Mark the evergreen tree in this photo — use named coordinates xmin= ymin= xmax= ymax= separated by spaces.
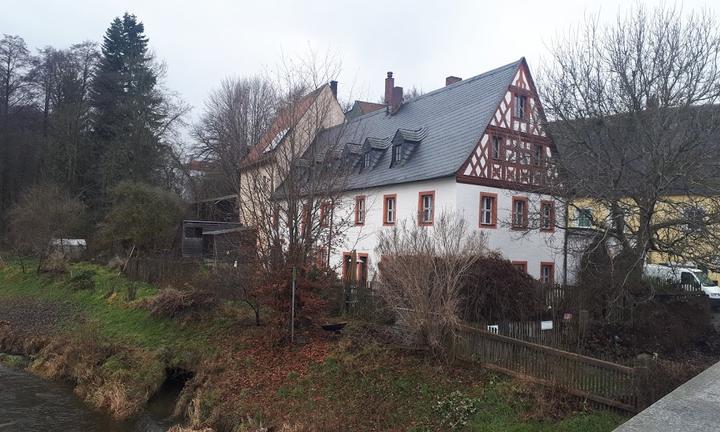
xmin=91 ymin=13 xmax=166 ymax=206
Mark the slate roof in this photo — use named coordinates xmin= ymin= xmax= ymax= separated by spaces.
xmin=305 ymin=58 xmax=523 ymax=192
xmin=346 ymin=100 xmax=386 ymax=120
xmin=550 ymin=106 xmax=720 ymax=197
xmin=243 ymin=85 xmax=326 ymax=166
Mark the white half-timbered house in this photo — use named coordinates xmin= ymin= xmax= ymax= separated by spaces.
xmin=292 ymin=59 xmax=566 ymax=285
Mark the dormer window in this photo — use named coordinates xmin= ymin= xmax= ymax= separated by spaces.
xmin=362 ymin=152 xmax=371 ymax=169
xmin=392 ymin=143 xmax=402 ymax=165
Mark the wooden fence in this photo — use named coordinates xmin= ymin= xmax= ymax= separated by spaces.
xmin=124 ymin=256 xmax=202 ymax=286
xmin=456 ymin=323 xmax=642 ymax=412
xmin=477 ymin=319 xmax=579 ymax=351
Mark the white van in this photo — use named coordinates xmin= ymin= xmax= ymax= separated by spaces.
xmin=644 ymin=263 xmax=720 ymax=306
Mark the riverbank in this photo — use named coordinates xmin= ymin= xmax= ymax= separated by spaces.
xmin=0 ymin=262 xmax=628 ymax=431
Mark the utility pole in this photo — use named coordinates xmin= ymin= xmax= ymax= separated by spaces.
xmin=291 ymin=266 xmax=296 ymax=344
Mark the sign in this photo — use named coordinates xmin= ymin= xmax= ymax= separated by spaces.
xmin=541 ymin=320 xmax=553 ymax=331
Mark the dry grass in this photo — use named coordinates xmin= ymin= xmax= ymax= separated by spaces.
xmin=39 ymin=251 xmax=69 ymax=274
xmin=143 ymin=288 xmax=218 ymax=319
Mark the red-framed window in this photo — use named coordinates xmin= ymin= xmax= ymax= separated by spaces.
xmin=512 ymin=260 xmax=528 ymax=273
xmin=514 ymin=93 xmax=527 ymax=120
xmin=319 ymin=201 xmax=331 ymax=228
xmin=354 ymin=195 xmax=366 ymax=226
xmin=479 ymin=192 xmax=497 ymax=228
xmin=512 ymin=196 xmax=529 ymax=229
xmin=540 ymin=200 xmax=555 ymax=232
xmin=540 ymin=262 xmax=555 ymax=284
xmin=418 ymin=191 xmax=435 ymax=226
xmin=383 ymin=194 xmax=397 ymax=225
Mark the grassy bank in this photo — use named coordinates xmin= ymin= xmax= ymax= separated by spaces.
xmin=0 ymin=261 xmax=628 ymax=431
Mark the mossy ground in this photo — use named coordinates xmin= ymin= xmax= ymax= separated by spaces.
xmin=0 ymin=262 xmax=629 ymax=431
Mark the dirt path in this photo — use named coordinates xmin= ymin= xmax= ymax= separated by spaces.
xmin=0 ymin=297 xmax=79 ymax=337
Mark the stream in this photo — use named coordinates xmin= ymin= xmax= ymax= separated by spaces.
xmin=0 ymin=363 xmax=177 ymax=432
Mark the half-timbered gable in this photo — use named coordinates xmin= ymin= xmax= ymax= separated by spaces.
xmin=459 ymin=60 xmax=555 ymax=190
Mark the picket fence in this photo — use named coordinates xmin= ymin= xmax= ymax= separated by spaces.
xmin=455 ymin=323 xmax=642 ymax=412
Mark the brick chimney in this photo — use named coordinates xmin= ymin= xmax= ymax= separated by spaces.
xmin=385 ymin=72 xmax=394 ymax=104
xmin=329 ymin=80 xmax=338 ymax=99
xmin=446 ymin=76 xmax=462 ymax=86
xmin=391 ymin=86 xmax=403 ymax=113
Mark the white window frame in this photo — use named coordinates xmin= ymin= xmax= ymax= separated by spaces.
xmin=541 ymin=202 xmax=553 ymax=230
xmin=392 ymin=143 xmax=402 ymax=165
xmin=363 ymin=152 xmax=371 ymax=169
xmin=385 ymin=197 xmax=396 ymax=223
xmin=421 ymin=194 xmax=433 ymax=223
xmin=481 ymin=196 xmax=494 ymax=225
xmin=355 ymin=196 xmax=365 ymax=225
xmin=513 ymin=199 xmax=527 ymax=227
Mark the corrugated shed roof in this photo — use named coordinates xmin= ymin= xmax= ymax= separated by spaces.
xmin=309 ymin=59 xmax=523 ymax=191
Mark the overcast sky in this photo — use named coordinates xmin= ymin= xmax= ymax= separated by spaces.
xmin=3 ymin=0 xmax=716 ymax=127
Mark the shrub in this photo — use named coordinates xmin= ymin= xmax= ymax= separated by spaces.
xmin=40 ymin=251 xmax=69 ymax=274
xmin=68 ymin=269 xmax=96 ymax=291
xmin=635 ymin=357 xmax=710 ymax=408
xmin=146 ymin=288 xmax=218 ymax=319
xmin=375 ymin=213 xmax=488 ymax=359
xmin=187 ymin=265 xmax=265 ymax=325
xmin=95 ymin=181 xmax=184 ymax=255
xmin=585 ymin=295 xmax=716 ymax=357
xmin=7 ymin=184 xmax=86 ymax=269
xmin=460 ymin=255 xmax=543 ymax=323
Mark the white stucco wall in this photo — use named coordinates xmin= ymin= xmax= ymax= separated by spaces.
xmin=454 ymin=183 xmax=565 ymax=281
xmin=330 ymin=177 xmax=566 ymax=283
xmin=330 ymin=177 xmax=458 ymax=272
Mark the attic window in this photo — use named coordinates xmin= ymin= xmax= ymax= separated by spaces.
xmin=362 ymin=152 xmax=371 ymax=169
xmin=264 ymin=128 xmax=290 ymax=154
xmin=492 ymin=136 xmax=503 ymax=160
xmin=392 ymin=143 xmax=402 ymax=165
xmin=514 ymin=95 xmax=527 ymax=120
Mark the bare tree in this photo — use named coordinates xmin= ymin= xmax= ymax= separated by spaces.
xmin=31 ymin=42 xmax=100 ymax=193
xmin=374 ymin=212 xmax=488 ymax=359
xmin=541 ymin=5 xmax=720 ymax=293
xmin=7 ymin=183 xmax=86 ymax=272
xmin=0 ymin=34 xmax=34 ymax=117
xmin=237 ymin=50 xmax=350 ymax=274
xmin=0 ymin=34 xmax=37 ymax=214
xmin=191 ymin=77 xmax=277 ymax=199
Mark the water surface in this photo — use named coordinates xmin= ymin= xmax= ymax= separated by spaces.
xmin=0 ymin=364 xmax=173 ymax=432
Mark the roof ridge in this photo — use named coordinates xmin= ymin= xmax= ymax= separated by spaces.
xmin=343 ymin=58 xmax=523 ymax=124
xmin=401 ymin=58 xmax=523 ymax=103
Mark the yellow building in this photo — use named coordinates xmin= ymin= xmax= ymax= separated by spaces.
xmin=567 ymin=194 xmax=720 ymax=281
